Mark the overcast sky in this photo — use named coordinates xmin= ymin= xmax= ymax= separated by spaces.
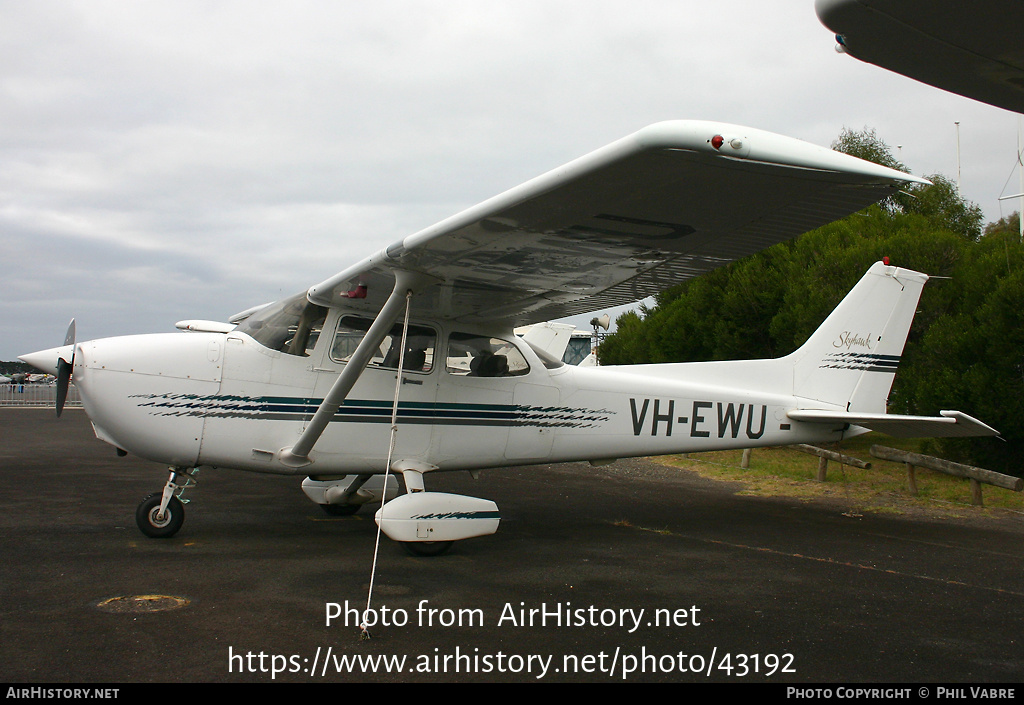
xmin=3 ymin=1 xmax=1021 ymax=361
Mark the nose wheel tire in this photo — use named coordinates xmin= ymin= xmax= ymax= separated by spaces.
xmin=402 ymin=541 xmax=454 ymax=557
xmin=136 ymin=493 xmax=185 ymax=538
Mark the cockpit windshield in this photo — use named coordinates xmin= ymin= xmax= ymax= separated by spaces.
xmin=234 ymin=291 xmax=327 ymax=357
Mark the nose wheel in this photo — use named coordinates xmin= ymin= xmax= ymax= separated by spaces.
xmin=135 ymin=467 xmax=197 ymax=538
xmin=136 ymin=493 xmax=185 ymax=538
xmin=402 ymin=540 xmax=454 ymax=557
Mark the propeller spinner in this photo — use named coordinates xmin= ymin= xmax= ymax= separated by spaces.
xmin=18 ymin=319 xmax=76 ymax=417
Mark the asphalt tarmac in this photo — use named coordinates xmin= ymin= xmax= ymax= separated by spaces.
xmin=2 ymin=408 xmax=1022 ymax=684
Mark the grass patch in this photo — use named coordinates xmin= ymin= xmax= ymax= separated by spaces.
xmin=658 ymin=433 xmax=1024 ymax=518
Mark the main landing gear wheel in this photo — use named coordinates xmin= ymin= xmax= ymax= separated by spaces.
xmin=136 ymin=493 xmax=185 ymax=538
xmin=402 ymin=541 xmax=454 ymax=557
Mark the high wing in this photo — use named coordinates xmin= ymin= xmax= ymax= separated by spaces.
xmin=816 ymin=0 xmax=1024 ymax=114
xmin=307 ymin=120 xmax=924 ymax=325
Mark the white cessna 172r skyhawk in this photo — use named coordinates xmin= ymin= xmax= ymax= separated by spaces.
xmin=21 ymin=120 xmax=997 ymax=556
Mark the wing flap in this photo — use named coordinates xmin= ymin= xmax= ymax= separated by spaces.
xmin=788 ymin=409 xmax=999 ymax=438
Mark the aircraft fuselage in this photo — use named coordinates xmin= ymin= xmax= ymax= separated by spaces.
xmin=72 ymin=308 xmax=849 ymax=477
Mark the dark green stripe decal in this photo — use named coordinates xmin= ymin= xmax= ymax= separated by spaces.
xmin=411 ymin=511 xmax=501 ymax=520
xmin=819 ymin=352 xmax=900 ymax=373
xmin=130 ymin=394 xmax=613 ymax=429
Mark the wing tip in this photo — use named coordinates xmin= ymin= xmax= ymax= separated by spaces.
xmin=633 ymin=120 xmax=923 ymax=186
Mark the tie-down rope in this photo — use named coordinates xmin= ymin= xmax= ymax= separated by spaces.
xmin=361 ymin=289 xmax=413 ymax=639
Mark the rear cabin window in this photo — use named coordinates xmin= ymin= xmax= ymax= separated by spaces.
xmin=446 ymin=333 xmax=530 ymax=377
xmin=330 ymin=316 xmax=436 ymax=373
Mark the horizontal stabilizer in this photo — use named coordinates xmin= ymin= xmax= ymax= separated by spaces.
xmin=787 ymin=409 xmax=999 ymax=438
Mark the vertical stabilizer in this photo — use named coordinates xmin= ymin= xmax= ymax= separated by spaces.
xmin=788 ymin=262 xmax=928 ymax=412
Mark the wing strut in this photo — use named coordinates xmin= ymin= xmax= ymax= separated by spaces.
xmin=364 ymin=286 xmax=414 ymax=638
xmin=278 ymin=270 xmax=423 ymax=468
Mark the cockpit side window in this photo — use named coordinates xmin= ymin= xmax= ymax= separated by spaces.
xmin=330 ymin=316 xmax=436 ymax=373
xmin=446 ymin=333 xmax=530 ymax=377
xmin=234 ymin=292 xmax=327 ymax=357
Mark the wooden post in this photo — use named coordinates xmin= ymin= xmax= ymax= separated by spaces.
xmin=817 ymin=455 xmax=828 ymax=482
xmin=871 ymin=445 xmax=1023 ymax=491
xmin=741 ymin=448 xmax=751 ymax=469
xmin=871 ymin=445 xmax=1022 ymax=506
xmin=906 ymin=463 xmax=917 ymax=496
xmin=970 ymin=479 xmax=983 ymax=507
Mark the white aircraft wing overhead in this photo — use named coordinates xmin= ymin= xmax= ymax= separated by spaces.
xmin=309 ymin=120 xmax=924 ymax=325
xmin=816 ymin=0 xmax=1024 ymax=114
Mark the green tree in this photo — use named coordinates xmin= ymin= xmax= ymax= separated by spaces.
xmin=983 ymin=212 xmax=1021 ymax=240
xmin=900 ymin=227 xmax=1024 ymax=471
xmin=904 ymin=175 xmax=984 ymax=240
xmin=831 ymin=127 xmax=984 ymax=239
xmin=831 ymin=126 xmax=907 ymax=172
xmin=832 ymin=126 xmax=909 ymax=213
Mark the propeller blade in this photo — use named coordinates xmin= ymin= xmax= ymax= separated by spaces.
xmin=56 ymin=359 xmax=71 ymax=417
xmin=56 ymin=319 xmax=75 ymax=417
